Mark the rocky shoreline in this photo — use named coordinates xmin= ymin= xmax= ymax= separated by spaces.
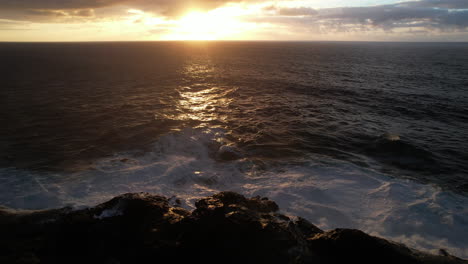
xmin=0 ymin=192 xmax=466 ymax=264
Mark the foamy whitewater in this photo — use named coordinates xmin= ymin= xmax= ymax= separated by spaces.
xmin=0 ymin=42 xmax=467 ymax=258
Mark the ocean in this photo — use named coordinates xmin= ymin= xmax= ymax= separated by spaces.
xmin=0 ymin=41 xmax=467 ymax=258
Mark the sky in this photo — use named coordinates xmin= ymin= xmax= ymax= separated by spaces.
xmin=0 ymin=0 xmax=467 ymax=41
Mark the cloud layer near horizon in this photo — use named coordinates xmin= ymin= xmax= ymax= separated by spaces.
xmin=0 ymin=0 xmax=262 ymax=20
xmin=0 ymin=0 xmax=467 ymax=40
xmin=263 ymin=0 xmax=468 ymax=33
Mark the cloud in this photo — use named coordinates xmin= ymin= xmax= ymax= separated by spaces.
xmin=0 ymin=19 xmax=31 ymax=30
xmin=262 ymin=0 xmax=468 ymax=33
xmin=126 ymin=0 xmax=243 ymax=17
xmin=0 ymin=0 xmax=120 ymax=22
xmin=1 ymin=0 xmax=467 ymax=40
xmin=398 ymin=0 xmax=468 ymax=9
xmin=0 ymin=0 xmax=263 ymax=22
xmin=25 ymin=8 xmax=94 ymax=17
xmin=0 ymin=9 xmax=97 ymax=23
xmin=277 ymin=7 xmax=318 ymax=16
xmin=0 ymin=0 xmax=125 ymax=10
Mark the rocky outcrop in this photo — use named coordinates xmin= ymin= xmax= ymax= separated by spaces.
xmin=0 ymin=192 xmax=465 ymax=264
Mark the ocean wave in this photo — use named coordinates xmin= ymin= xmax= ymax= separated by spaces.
xmin=0 ymin=128 xmax=467 ymax=258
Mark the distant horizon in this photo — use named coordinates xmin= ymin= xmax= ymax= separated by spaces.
xmin=1 ymin=40 xmax=468 ymax=44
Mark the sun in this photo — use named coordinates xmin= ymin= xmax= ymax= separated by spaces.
xmin=178 ymin=12 xmax=218 ymax=40
xmin=164 ymin=7 xmax=246 ymax=40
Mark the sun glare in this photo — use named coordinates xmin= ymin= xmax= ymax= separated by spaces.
xmin=164 ymin=7 xmax=246 ymax=40
xmin=179 ymin=12 xmax=219 ymax=40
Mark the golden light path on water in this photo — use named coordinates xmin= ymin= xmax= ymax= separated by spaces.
xmin=168 ymin=56 xmax=236 ymax=124
xmin=177 ymin=87 xmax=233 ymax=122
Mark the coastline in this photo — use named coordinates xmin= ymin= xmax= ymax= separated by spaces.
xmin=1 ymin=191 xmax=465 ymax=264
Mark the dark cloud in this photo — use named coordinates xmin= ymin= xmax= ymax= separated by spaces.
xmin=24 ymin=8 xmax=94 ymax=17
xmin=277 ymin=7 xmax=318 ymax=16
xmin=324 ymin=2 xmax=468 ymax=30
xmin=129 ymin=0 xmax=244 ymax=17
xmin=0 ymin=9 xmax=96 ymax=23
xmin=25 ymin=9 xmax=69 ymax=17
xmin=321 ymin=6 xmax=447 ymax=25
xmin=438 ymin=10 xmax=468 ymax=28
xmin=0 ymin=0 xmax=118 ymax=22
xmin=265 ymin=0 xmax=468 ymax=33
xmin=398 ymin=0 xmax=468 ymax=9
xmin=0 ymin=0 xmax=124 ymax=10
xmin=0 ymin=0 xmax=261 ymax=22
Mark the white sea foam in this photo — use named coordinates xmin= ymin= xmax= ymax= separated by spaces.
xmin=0 ymin=128 xmax=467 ymax=258
xmin=242 ymin=165 xmax=468 ymax=258
xmin=94 ymin=201 xmax=124 ymax=219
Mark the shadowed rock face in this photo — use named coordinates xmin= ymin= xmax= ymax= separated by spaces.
xmin=0 ymin=192 xmax=465 ymax=264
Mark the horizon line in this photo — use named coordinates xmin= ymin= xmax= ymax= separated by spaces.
xmin=1 ymin=40 xmax=468 ymax=44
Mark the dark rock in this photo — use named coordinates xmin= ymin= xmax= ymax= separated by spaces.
xmin=193 ymin=191 xmax=279 ymax=216
xmin=306 ymin=229 xmax=466 ymax=264
xmin=0 ymin=192 xmax=465 ymax=264
xmin=185 ymin=192 xmax=306 ymax=263
xmin=217 ymin=145 xmax=243 ymax=161
xmin=294 ymin=216 xmax=324 ymax=237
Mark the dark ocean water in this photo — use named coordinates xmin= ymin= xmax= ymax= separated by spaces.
xmin=0 ymin=42 xmax=468 ymax=257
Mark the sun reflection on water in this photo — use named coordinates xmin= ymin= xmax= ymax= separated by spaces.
xmin=176 ymin=86 xmax=234 ymax=123
xmin=160 ymin=57 xmax=237 ymax=125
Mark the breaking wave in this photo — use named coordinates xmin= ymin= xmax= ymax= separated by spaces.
xmin=0 ymin=127 xmax=467 ymax=258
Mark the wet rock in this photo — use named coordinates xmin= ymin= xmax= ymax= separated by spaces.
xmin=0 ymin=192 xmax=465 ymax=264
xmin=294 ymin=216 xmax=324 ymax=237
xmin=217 ymin=145 xmax=243 ymax=161
xmin=185 ymin=192 xmax=307 ymax=263
xmin=306 ymin=229 xmax=466 ymax=264
xmin=193 ymin=191 xmax=279 ymax=216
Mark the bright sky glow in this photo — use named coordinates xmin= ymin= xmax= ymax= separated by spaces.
xmin=162 ymin=7 xmax=249 ymax=40
xmin=0 ymin=0 xmax=467 ymax=42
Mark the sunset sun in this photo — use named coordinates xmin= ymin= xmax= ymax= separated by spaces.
xmin=165 ymin=7 xmax=245 ymax=40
